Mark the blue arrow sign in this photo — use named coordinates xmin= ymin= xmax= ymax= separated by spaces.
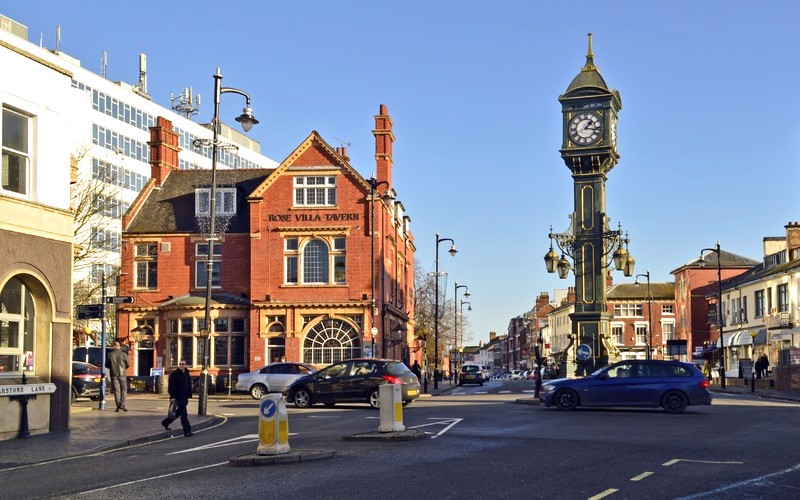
xmin=260 ymin=399 xmax=277 ymax=419
xmin=576 ymin=344 xmax=592 ymax=361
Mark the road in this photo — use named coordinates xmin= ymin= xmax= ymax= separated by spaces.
xmin=3 ymin=380 xmax=800 ymax=499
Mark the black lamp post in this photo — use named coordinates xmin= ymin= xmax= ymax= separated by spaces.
xmin=454 ymin=282 xmax=470 ymax=382
xmin=196 ymin=68 xmax=258 ymax=417
xmin=434 ymin=232 xmax=457 ymax=389
xmin=699 ymin=242 xmax=725 ymax=389
xmin=368 ymin=177 xmax=393 ymax=358
xmin=634 ymin=270 xmax=653 ymax=360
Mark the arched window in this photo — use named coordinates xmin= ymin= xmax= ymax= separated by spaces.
xmin=302 ymin=319 xmax=361 ymax=365
xmin=303 ymin=240 xmax=329 ymax=283
xmin=0 ymin=277 xmax=35 ymax=373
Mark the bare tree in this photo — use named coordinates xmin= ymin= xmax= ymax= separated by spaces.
xmin=71 ymin=145 xmax=123 ymax=338
xmin=413 ymin=264 xmax=456 ymax=371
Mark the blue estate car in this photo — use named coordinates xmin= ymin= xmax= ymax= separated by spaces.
xmin=539 ymin=360 xmax=712 ymax=413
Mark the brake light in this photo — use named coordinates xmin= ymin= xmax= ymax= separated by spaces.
xmin=699 ymin=379 xmax=709 ymax=389
xmin=382 ymin=375 xmax=402 ymax=384
xmin=74 ymin=374 xmax=99 ymax=382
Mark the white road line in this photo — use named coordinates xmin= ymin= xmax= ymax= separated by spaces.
xmin=663 ymin=458 xmax=743 ymax=466
xmin=78 ymin=461 xmax=229 ymax=494
xmin=408 ymin=418 xmax=463 ymax=439
xmin=630 ymin=471 xmax=653 ymax=481
xmin=675 ymin=462 xmax=800 ymax=499
xmin=499 ymin=391 xmax=511 ymax=394
xmin=588 ymin=488 xmax=618 ymax=499
xmin=168 ymin=433 xmax=298 ymax=455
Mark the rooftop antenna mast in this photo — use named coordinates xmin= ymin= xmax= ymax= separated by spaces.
xmin=171 ymin=87 xmax=201 ymax=118
xmin=100 ymin=51 xmax=107 ymax=79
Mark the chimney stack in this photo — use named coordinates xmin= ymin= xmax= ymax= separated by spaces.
xmin=372 ymin=104 xmax=394 ymax=189
xmin=147 ymin=116 xmax=180 ymax=186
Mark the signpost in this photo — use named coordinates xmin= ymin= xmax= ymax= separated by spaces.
xmin=76 ymin=304 xmax=104 ymax=320
xmin=106 ymin=296 xmax=134 ymax=304
xmin=576 ymin=344 xmax=592 ymax=362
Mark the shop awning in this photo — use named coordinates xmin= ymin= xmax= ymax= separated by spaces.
xmin=718 ymin=328 xmax=767 ymax=347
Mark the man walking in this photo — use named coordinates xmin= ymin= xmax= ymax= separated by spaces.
xmin=106 ymin=341 xmax=129 ymax=412
xmin=161 ymin=359 xmax=193 ymax=437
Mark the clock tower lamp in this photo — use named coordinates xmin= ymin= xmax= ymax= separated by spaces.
xmin=545 ymin=34 xmax=634 ymax=375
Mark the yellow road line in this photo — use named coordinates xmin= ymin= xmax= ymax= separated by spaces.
xmin=630 ymin=471 xmax=653 ymax=481
xmin=588 ymin=488 xmax=618 ymax=500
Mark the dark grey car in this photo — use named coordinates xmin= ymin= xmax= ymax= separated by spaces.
xmin=287 ymin=358 xmax=421 ymax=409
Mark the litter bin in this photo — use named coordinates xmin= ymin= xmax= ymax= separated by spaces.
xmin=155 ymin=374 xmax=167 ymax=395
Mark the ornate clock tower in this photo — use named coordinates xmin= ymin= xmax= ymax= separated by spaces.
xmin=549 ymin=33 xmax=632 ymax=374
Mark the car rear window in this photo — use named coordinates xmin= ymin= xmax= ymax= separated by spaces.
xmin=462 ymin=365 xmax=480 ymax=373
xmin=384 ymin=361 xmax=412 ymax=375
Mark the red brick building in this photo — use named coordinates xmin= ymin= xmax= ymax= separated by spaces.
xmin=116 ymin=105 xmax=416 ymax=381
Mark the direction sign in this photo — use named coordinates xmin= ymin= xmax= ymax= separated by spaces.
xmin=106 ymin=296 xmax=134 ymax=304
xmin=76 ymin=303 xmax=104 ymax=319
xmin=576 ymin=344 xmax=592 ymax=361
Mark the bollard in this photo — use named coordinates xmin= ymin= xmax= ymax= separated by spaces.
xmin=257 ymin=394 xmax=290 ymax=455
xmin=378 ymin=383 xmax=405 ymax=432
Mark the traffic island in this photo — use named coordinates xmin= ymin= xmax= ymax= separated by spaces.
xmin=342 ymin=428 xmax=427 ymax=442
xmin=229 ymin=449 xmax=335 ymax=467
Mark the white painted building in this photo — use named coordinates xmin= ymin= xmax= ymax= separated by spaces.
xmin=1 ymin=13 xmax=277 ymax=341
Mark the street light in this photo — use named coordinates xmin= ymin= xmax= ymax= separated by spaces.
xmin=457 ymin=300 xmax=472 ymax=380
xmin=368 ymin=177 xmax=393 ymax=358
xmin=197 ymin=68 xmax=258 ymax=417
xmin=434 ymin=232 xmax=457 ymax=389
xmin=454 ymin=282 xmax=470 ymax=381
xmin=699 ymin=242 xmax=725 ymax=389
xmin=634 ymin=270 xmax=653 ymax=360
xmin=750 ymin=330 xmax=757 ymax=393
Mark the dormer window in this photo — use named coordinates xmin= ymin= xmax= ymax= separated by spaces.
xmin=195 ymin=187 xmax=236 ymax=216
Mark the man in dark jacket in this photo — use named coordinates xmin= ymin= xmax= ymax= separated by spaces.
xmin=106 ymin=342 xmax=129 ymax=412
xmin=161 ymin=360 xmax=193 ymax=436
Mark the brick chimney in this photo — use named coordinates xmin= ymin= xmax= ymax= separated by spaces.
xmin=565 ymin=287 xmax=576 ymax=305
xmin=148 ymin=116 xmax=180 ymax=187
xmin=535 ymin=292 xmax=550 ymax=310
xmin=787 ymin=222 xmax=800 ymax=260
xmin=372 ymin=104 xmax=394 ymax=189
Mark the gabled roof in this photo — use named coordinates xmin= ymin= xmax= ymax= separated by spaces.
xmin=670 ymin=249 xmax=759 ymax=275
xmin=125 ymin=168 xmax=272 ymax=234
xmin=251 ymin=131 xmax=371 ymax=198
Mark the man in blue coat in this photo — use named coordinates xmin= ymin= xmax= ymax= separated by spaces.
xmin=161 ymin=360 xmax=193 ymax=436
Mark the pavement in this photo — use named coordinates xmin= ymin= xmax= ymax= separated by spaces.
xmin=0 ymin=382 xmax=457 ymax=469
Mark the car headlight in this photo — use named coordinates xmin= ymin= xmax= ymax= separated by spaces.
xmin=541 ymin=385 xmax=555 ymax=393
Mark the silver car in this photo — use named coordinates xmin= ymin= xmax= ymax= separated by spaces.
xmin=235 ymin=362 xmax=317 ymax=399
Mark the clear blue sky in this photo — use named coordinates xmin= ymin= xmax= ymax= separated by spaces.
xmin=6 ymin=1 xmax=799 ymax=344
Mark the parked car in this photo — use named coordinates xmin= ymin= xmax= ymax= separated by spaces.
xmin=510 ymin=370 xmax=524 ymax=380
xmin=71 ymin=361 xmax=105 ymax=404
xmin=540 ymin=365 xmax=558 ymax=379
xmin=459 ymin=364 xmax=485 ymax=386
xmin=235 ymin=362 xmax=317 ymax=399
xmin=540 ymin=360 xmax=712 ymax=413
xmin=287 ymin=358 xmax=421 ymax=409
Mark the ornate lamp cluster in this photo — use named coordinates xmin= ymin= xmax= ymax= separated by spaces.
xmin=543 ymin=217 xmax=634 ymax=279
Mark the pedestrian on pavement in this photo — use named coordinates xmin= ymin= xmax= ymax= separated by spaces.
xmin=410 ymin=361 xmax=421 ymax=382
xmin=162 ymin=359 xmax=193 ymax=437
xmin=759 ymin=354 xmax=770 ymax=378
xmin=702 ymin=362 xmax=711 ymax=381
xmin=106 ymin=341 xmax=129 ymax=412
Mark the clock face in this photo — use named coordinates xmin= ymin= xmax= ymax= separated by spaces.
xmin=569 ymin=112 xmax=603 ymax=145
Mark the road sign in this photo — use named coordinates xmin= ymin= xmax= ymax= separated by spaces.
xmin=106 ymin=296 xmax=134 ymax=304
xmin=76 ymin=304 xmax=104 ymax=319
xmin=576 ymin=344 xmax=592 ymax=361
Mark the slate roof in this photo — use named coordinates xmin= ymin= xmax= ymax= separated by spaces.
xmin=670 ymin=249 xmax=760 ymax=274
xmin=607 ymin=282 xmax=675 ymax=301
xmin=125 ymin=168 xmax=273 ymax=234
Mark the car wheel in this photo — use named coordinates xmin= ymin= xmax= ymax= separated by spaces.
xmin=661 ymin=390 xmax=688 ymax=414
xmin=554 ymin=388 xmax=579 ymax=410
xmin=479 ymin=382 xmax=484 ymax=386
xmin=250 ymin=384 xmax=268 ymax=400
xmin=458 ymin=382 xmax=463 ymax=387
xmin=368 ymin=389 xmax=380 ymax=409
xmin=293 ymin=388 xmax=313 ymax=408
